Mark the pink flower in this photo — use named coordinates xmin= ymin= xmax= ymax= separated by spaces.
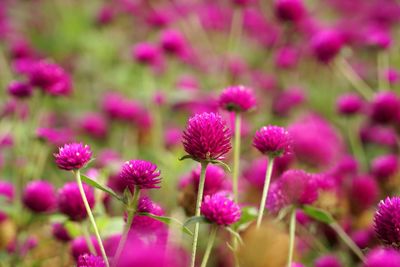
xmin=182 ymin=112 xmax=231 ymax=162
xmin=201 ymin=194 xmax=241 ymax=226
xmin=219 ymin=85 xmax=256 ymax=112
xmin=54 ymin=143 xmax=92 ymax=171
xmin=58 ymin=182 xmax=95 ymax=221
xmin=253 ymin=125 xmax=291 ymax=158
xmin=119 ymin=160 xmax=161 ymax=189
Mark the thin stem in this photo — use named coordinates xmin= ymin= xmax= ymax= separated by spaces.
xmin=200 ymin=226 xmax=218 ymax=267
xmin=333 ymin=57 xmax=374 ymax=100
xmin=287 ymin=207 xmax=296 ymax=267
xmin=232 ymin=113 xmax=241 ymax=203
xmin=112 ymin=187 xmax=141 ymax=267
xmin=345 ymin=118 xmax=367 ymax=171
xmin=330 ymin=222 xmax=365 ymax=262
xmin=82 ymin=222 xmax=97 ymax=255
xmin=190 ymin=162 xmax=209 ymax=267
xmin=256 ymin=157 xmax=275 ymax=228
xmin=377 ymin=51 xmax=389 ymax=90
xmin=75 ymin=170 xmax=110 ymax=267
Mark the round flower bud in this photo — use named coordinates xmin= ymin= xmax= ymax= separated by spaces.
xmin=22 ymin=180 xmax=57 ymax=213
xmin=374 ymin=196 xmax=400 ymax=248
xmin=336 ymin=93 xmax=363 ymax=116
xmin=182 ymin=112 xmax=231 ymax=162
xmin=371 ymin=154 xmax=398 ymax=181
xmin=119 ymin=160 xmax=161 ymax=189
xmin=311 ymin=29 xmax=343 ymax=63
xmin=363 ymin=248 xmax=400 ymax=267
xmin=219 ymin=85 xmax=256 ymax=112
xmin=274 ymin=0 xmax=305 ymax=22
xmin=7 ymin=81 xmax=32 ymax=99
xmin=370 ymin=91 xmax=399 ymax=124
xmin=201 ymin=194 xmax=241 ymax=226
xmin=58 ymin=182 xmax=95 ymax=221
xmin=54 ymin=143 xmax=92 ymax=171
xmin=253 ymin=125 xmax=291 ymax=158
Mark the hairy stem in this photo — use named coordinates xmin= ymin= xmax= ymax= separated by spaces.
xmin=232 ymin=113 xmax=242 ymax=203
xmin=287 ymin=207 xmax=296 ymax=267
xmin=256 ymin=157 xmax=274 ymax=228
xmin=200 ymin=225 xmax=218 ymax=267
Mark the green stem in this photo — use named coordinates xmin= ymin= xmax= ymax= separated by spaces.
xmin=377 ymin=51 xmax=389 ymax=90
xmin=75 ymin=170 xmax=110 ymax=267
xmin=82 ymin=222 xmax=97 ymax=255
xmin=333 ymin=57 xmax=374 ymax=100
xmin=190 ymin=162 xmax=209 ymax=267
xmin=256 ymin=157 xmax=274 ymax=228
xmin=232 ymin=113 xmax=241 ymax=203
xmin=346 ymin=118 xmax=366 ymax=171
xmin=200 ymin=226 xmax=218 ymax=267
xmin=330 ymin=222 xmax=365 ymax=262
xmin=112 ymin=187 xmax=141 ymax=267
xmin=287 ymin=207 xmax=296 ymax=267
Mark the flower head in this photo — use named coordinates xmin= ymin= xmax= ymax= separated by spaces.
xmin=219 ymin=85 xmax=256 ymax=112
xmin=54 ymin=143 xmax=92 ymax=171
xmin=274 ymin=0 xmax=305 ymax=22
xmin=279 ymin=169 xmax=318 ymax=206
xmin=0 ymin=181 xmax=14 ymax=222
xmin=29 ymin=60 xmax=72 ymax=96
xmin=200 ymin=194 xmax=241 ymax=226
xmin=132 ymin=42 xmax=160 ymax=65
xmin=71 ymin=236 xmax=100 ymax=261
xmin=336 ymin=93 xmax=364 ymax=116
xmin=7 ymin=81 xmax=32 ymax=99
xmin=315 ymin=255 xmax=342 ymax=267
xmin=311 ymin=29 xmax=343 ymax=63
xmin=160 ymin=29 xmax=186 ymax=55
xmin=350 ymin=175 xmax=379 ymax=211
xmin=77 ymin=254 xmax=105 ymax=267
xmin=182 ymin=112 xmax=231 ymax=162
xmin=371 ymin=154 xmax=398 ymax=181
xmin=130 ymin=196 xmax=165 ymax=232
xmin=363 ymin=248 xmax=400 ymax=267
xmin=22 ymin=180 xmax=57 ymax=213
xmin=370 ymin=91 xmax=399 ymax=124
xmin=253 ymin=125 xmax=291 ymax=158
xmin=374 ymin=196 xmax=400 ymax=248
xmin=52 ymin=222 xmax=71 ymax=242
xmin=58 ymin=182 xmax=95 ymax=221
xmin=120 ymin=160 xmax=161 ymax=189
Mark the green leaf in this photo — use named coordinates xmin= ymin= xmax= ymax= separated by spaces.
xmin=210 ymin=160 xmax=231 ymax=172
xmin=302 ymin=205 xmax=334 ymax=224
xmin=183 ymin=216 xmax=209 ymax=227
xmin=81 ymin=174 xmax=122 ymax=202
xmin=179 ymin=155 xmax=195 ymax=161
xmin=233 ymin=206 xmax=258 ymax=231
xmin=138 ymin=212 xmax=193 ymax=236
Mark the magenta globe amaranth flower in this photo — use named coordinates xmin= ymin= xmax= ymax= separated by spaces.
xmin=200 ymin=194 xmax=241 ymax=226
xmin=54 ymin=143 xmax=92 ymax=171
xmin=219 ymin=85 xmax=256 ymax=112
xmin=119 ymin=160 xmax=161 ymax=189
xmin=132 ymin=42 xmax=160 ymax=65
xmin=363 ymin=248 xmax=400 ymax=267
xmin=0 ymin=181 xmax=14 ymax=222
xmin=315 ymin=254 xmax=342 ymax=267
xmin=371 ymin=154 xmax=398 ymax=181
xmin=370 ymin=91 xmax=399 ymax=124
xmin=350 ymin=176 xmax=379 ymax=212
xmin=71 ymin=236 xmax=100 ymax=261
xmin=253 ymin=125 xmax=291 ymax=158
xmin=336 ymin=93 xmax=363 ymax=116
xmin=52 ymin=222 xmax=71 ymax=242
xmin=160 ymin=29 xmax=186 ymax=55
xmin=22 ymin=180 xmax=57 ymax=213
xmin=77 ymin=254 xmax=105 ymax=267
xmin=182 ymin=112 xmax=231 ymax=162
xmin=274 ymin=0 xmax=305 ymax=22
xmin=374 ymin=196 xmax=400 ymax=248
xmin=7 ymin=80 xmax=32 ymax=99
xmin=311 ymin=29 xmax=343 ymax=63
xmin=130 ymin=196 xmax=165 ymax=232
xmin=58 ymin=182 xmax=95 ymax=221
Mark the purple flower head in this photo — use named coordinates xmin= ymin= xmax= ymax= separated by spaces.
xmin=350 ymin=175 xmax=379 ymax=211
xmin=374 ymin=197 xmax=400 ymax=248
xmin=160 ymin=29 xmax=186 ymax=55
xmin=130 ymin=197 xmax=165 ymax=233
xmin=22 ymin=180 xmax=57 ymax=213
xmin=370 ymin=91 xmax=399 ymax=124
xmin=52 ymin=222 xmax=71 ymax=242
xmin=119 ymin=160 xmax=161 ymax=189
xmin=200 ymin=194 xmax=241 ymax=226
xmin=96 ymin=5 xmax=115 ymax=26
xmin=336 ymin=93 xmax=364 ymax=116
xmin=363 ymin=248 xmax=400 ymax=267
xmin=351 ymin=229 xmax=373 ymax=249
xmin=132 ymin=42 xmax=160 ymax=65
xmin=29 ymin=60 xmax=72 ymax=96
xmin=71 ymin=236 xmax=100 ymax=261
xmin=77 ymin=254 xmax=105 ymax=267
xmin=385 ymin=68 xmax=399 ymax=86
xmin=7 ymin=81 xmax=32 ymax=99
xmin=79 ymin=113 xmax=108 ymax=139
xmin=219 ymin=85 xmax=256 ymax=112
xmin=58 ymin=182 xmax=95 ymax=221
xmin=279 ymin=169 xmax=318 ymax=206
xmin=272 ymin=87 xmax=306 ymax=117
xmin=311 ymin=29 xmax=343 ymax=63
xmin=275 ymin=46 xmax=299 ymax=69
xmin=191 ymin=164 xmax=230 ymax=196
xmin=253 ymin=125 xmax=291 ymax=158
xmin=289 ymin=114 xmax=344 ymax=168
xmin=0 ymin=181 xmax=14 ymax=222
xmin=36 ymin=127 xmax=75 ymax=146
xmin=182 ymin=112 xmax=231 ymax=162
xmin=372 ymin=154 xmax=398 ymax=181
xmin=274 ymin=0 xmax=305 ymax=22
xmin=315 ymin=254 xmax=342 ymax=267
xmin=54 ymin=143 xmax=92 ymax=171
xmin=364 ymin=26 xmax=392 ymax=50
